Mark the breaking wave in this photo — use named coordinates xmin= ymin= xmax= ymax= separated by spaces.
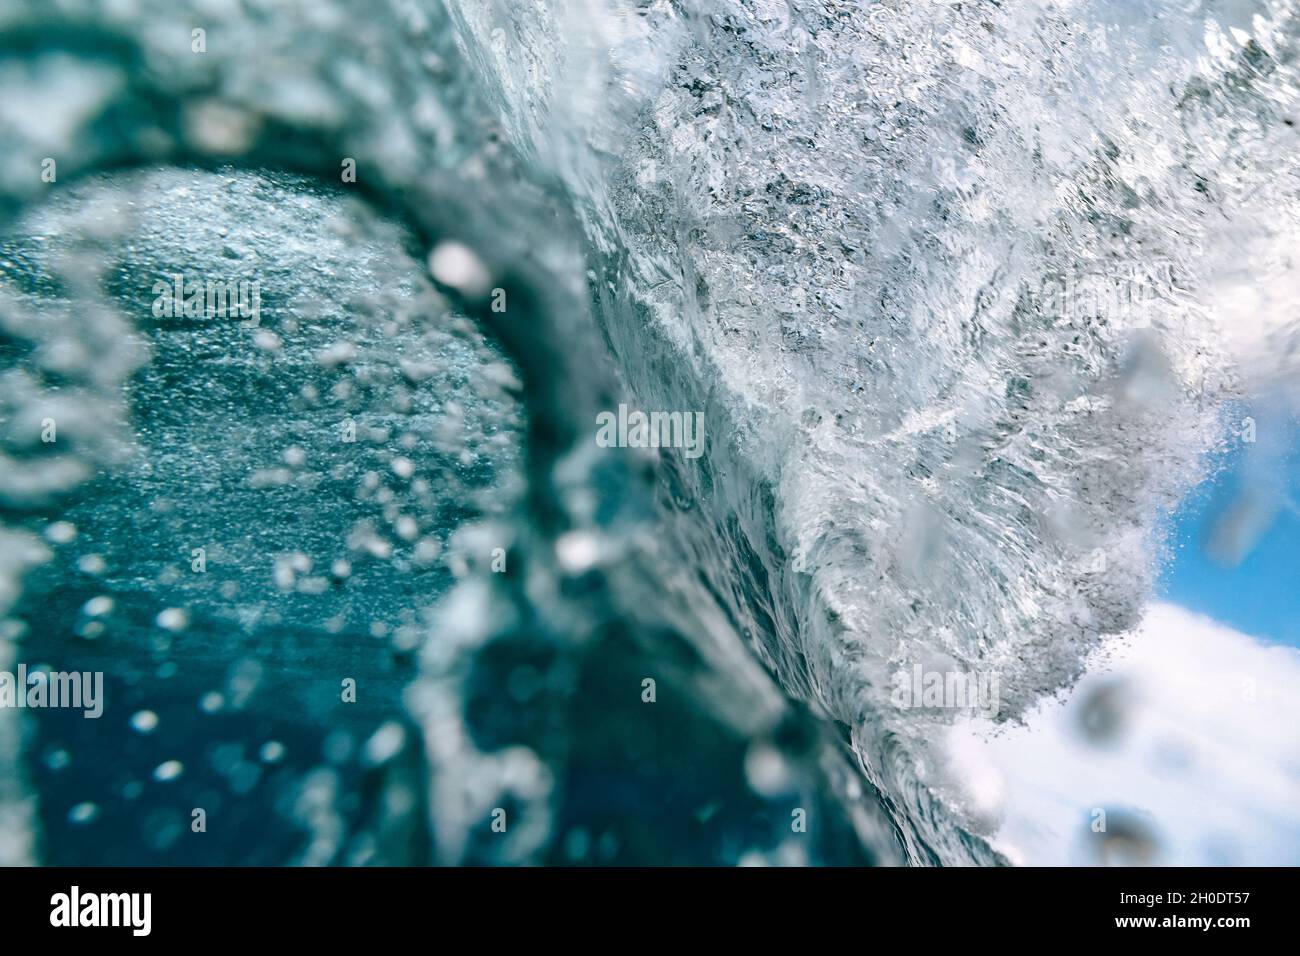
xmin=2 ymin=0 xmax=1299 ymax=864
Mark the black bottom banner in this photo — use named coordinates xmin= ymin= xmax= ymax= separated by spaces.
xmin=0 ymin=866 xmax=1289 ymax=942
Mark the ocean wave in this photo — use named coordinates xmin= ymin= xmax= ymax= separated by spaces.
xmin=1 ymin=0 xmax=1298 ymax=864
xmin=447 ymin=0 xmax=1300 ymax=863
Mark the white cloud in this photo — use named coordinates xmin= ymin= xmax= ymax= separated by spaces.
xmin=944 ymin=603 xmax=1300 ymax=865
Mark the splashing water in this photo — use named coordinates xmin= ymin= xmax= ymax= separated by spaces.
xmin=1 ymin=0 xmax=1298 ymax=865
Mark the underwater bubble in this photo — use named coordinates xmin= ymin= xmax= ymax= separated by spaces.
xmin=43 ymin=522 xmax=77 ymax=544
xmin=155 ymin=608 xmax=189 ymax=632
xmin=555 ymin=531 xmax=599 ymax=573
xmin=363 ymin=722 xmax=406 ymax=767
xmin=67 ymin=803 xmax=99 ymax=825
xmin=81 ymin=596 xmax=113 ymax=617
xmin=744 ymin=742 xmax=793 ymax=797
xmin=153 ymin=760 xmax=184 ymax=782
xmin=43 ymin=749 xmax=70 ymax=772
xmin=428 ymin=241 xmax=491 ymax=297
